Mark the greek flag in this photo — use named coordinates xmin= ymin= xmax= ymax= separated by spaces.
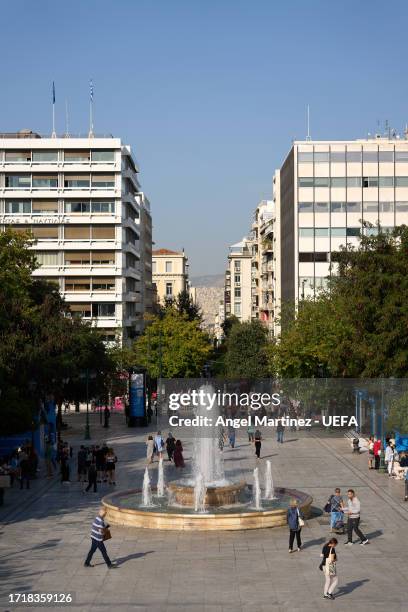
xmin=90 ymin=79 xmax=94 ymax=102
xmin=52 ymin=81 xmax=55 ymax=104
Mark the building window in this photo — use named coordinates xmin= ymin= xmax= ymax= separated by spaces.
xmin=91 ymin=150 xmax=115 ymax=162
xmin=314 ymin=152 xmax=330 ymax=162
xmin=331 ymin=177 xmax=346 ymax=188
xmin=395 ymin=151 xmax=408 ymax=162
xmin=299 ymin=228 xmax=314 ymax=237
xmin=314 ymin=177 xmax=330 ymax=187
xmin=91 ymin=201 xmax=115 ymax=213
xmin=379 ymin=177 xmax=394 ymax=187
xmin=331 ymin=227 xmax=346 ymax=236
xmin=31 ymin=226 xmax=59 ymax=239
xmin=362 ymin=176 xmax=379 ymax=188
xmin=35 ymin=251 xmax=59 ymax=266
xmin=379 ymin=202 xmax=393 ymax=212
xmin=299 ymin=177 xmax=314 ymax=188
xmin=346 ymin=151 xmax=362 ymax=162
xmin=64 ymin=150 xmax=90 ymax=163
xmin=32 ymin=151 xmax=58 ymax=163
xmin=64 ymin=174 xmax=90 ymax=188
xmin=395 ymin=177 xmax=408 ymax=187
xmin=165 ymin=261 xmax=172 ymax=273
xmin=379 ymin=151 xmax=394 ymax=162
xmin=363 ymin=202 xmax=378 ymax=212
xmin=126 ymin=277 xmax=137 ymax=292
xmin=126 ymin=253 xmax=137 ymax=269
xmin=234 ymin=274 xmax=241 ymax=284
xmin=234 ymin=302 xmax=241 ymax=316
xmin=92 ymin=225 xmax=115 ymax=240
xmin=347 ymin=202 xmax=361 ymax=212
xmin=234 ymin=260 xmax=241 ymax=271
xmin=69 ymin=303 xmax=91 ymax=317
xmin=234 ymin=287 xmax=241 ymax=298
xmin=5 ymin=151 xmax=31 ymax=163
xmin=5 ymin=174 xmax=31 ymax=188
xmin=32 ymin=174 xmax=58 ymax=189
xmin=298 ymin=202 xmax=313 ymax=212
xmin=166 ymin=282 xmax=173 ymax=296
xmin=152 ymin=261 xmax=156 ymax=273
xmin=126 ymin=303 xmax=136 ymax=317
xmin=91 ymin=174 xmax=115 ymax=188
xmin=64 ymin=278 xmax=91 ymax=291
xmin=91 ymin=251 xmax=115 ymax=265
xmin=347 ymin=177 xmax=362 ymax=187
xmin=346 ymin=228 xmax=360 ymax=237
xmin=314 ymin=202 xmax=329 ymax=213
xmin=92 ymin=278 xmax=115 ymax=291
xmin=32 ymin=200 xmax=58 ymax=214
xmin=396 ymin=202 xmax=408 ymax=211
xmin=362 ymin=151 xmax=378 ymax=163
xmin=299 ymin=252 xmax=328 ymax=262
xmin=5 ymin=200 xmax=31 ymax=214
xmin=315 ymin=228 xmax=329 ymax=237
xmin=330 ymin=151 xmax=346 ymax=163
xmin=64 ymin=225 xmax=91 ymax=240
xmin=331 ymin=202 xmax=346 ymax=213
xmin=92 ymin=303 xmax=115 ymax=317
xmin=64 ymin=252 xmax=90 ymax=265
xmin=298 ymin=152 xmax=313 ymax=162
xmin=64 ymin=201 xmax=91 ymax=213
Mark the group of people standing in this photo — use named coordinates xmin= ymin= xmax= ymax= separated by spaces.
xmin=77 ymin=443 xmax=117 ymax=492
xmin=146 ymin=432 xmax=185 ymax=468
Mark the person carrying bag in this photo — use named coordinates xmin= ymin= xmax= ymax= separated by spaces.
xmin=319 ymin=538 xmax=338 ymax=600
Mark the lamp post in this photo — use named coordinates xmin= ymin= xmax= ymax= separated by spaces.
xmin=80 ymin=369 xmax=96 ymax=440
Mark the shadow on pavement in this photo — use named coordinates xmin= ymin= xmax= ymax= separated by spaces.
xmin=115 ymin=551 xmax=155 ymax=565
xmin=301 ymin=536 xmax=326 ymax=549
xmin=335 ymin=579 xmax=370 ymax=597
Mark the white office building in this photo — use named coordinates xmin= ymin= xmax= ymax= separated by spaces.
xmin=0 ymin=130 xmax=152 ymax=344
xmin=277 ymin=137 xmax=408 ymax=305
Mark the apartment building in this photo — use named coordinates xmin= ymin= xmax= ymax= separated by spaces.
xmin=152 ymin=248 xmax=189 ymax=303
xmin=0 ymin=129 xmax=152 ymax=344
xmin=250 ymin=200 xmax=275 ymax=331
xmin=224 ymin=239 xmax=252 ymax=321
xmin=277 ymin=137 xmax=408 ymax=305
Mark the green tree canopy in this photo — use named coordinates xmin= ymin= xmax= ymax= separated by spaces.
xmin=132 ymin=310 xmax=211 ymax=378
xmin=225 ymin=319 xmax=270 ymax=378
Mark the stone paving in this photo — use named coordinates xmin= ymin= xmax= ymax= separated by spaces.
xmin=0 ymin=411 xmax=407 ymax=612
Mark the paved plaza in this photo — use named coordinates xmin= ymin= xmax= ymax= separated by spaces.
xmin=0 ymin=412 xmax=407 ymax=612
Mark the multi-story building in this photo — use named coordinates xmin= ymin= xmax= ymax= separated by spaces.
xmin=152 ymin=248 xmax=189 ymax=304
xmin=277 ymin=137 xmax=408 ymax=306
xmin=0 ymin=129 xmax=152 ymax=344
xmin=224 ymin=239 xmax=252 ymax=321
xmin=250 ymin=200 xmax=275 ymax=331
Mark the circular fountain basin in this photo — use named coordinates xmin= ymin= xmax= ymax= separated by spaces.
xmin=102 ymin=486 xmax=313 ymax=531
xmin=167 ymin=479 xmax=246 ymax=507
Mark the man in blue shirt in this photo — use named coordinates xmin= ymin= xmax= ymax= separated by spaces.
xmin=84 ymin=507 xmax=117 ymax=568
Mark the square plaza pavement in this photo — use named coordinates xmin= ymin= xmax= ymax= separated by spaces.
xmin=0 ymin=411 xmax=407 ymax=612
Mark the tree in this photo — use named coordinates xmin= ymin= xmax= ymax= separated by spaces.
xmin=224 ymin=319 xmax=270 ymax=378
xmin=270 ymin=226 xmax=408 ymax=379
xmin=132 ymin=310 xmax=211 ymax=378
xmin=175 ymin=289 xmax=202 ymax=322
xmin=0 ymin=229 xmax=115 ymax=434
xmin=221 ymin=314 xmax=240 ymax=339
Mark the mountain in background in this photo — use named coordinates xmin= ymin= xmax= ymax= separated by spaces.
xmin=191 ymin=274 xmax=224 ymax=288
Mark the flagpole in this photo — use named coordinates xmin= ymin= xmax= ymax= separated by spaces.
xmin=89 ymin=79 xmax=94 ymax=138
xmin=52 ymin=81 xmax=56 ymax=138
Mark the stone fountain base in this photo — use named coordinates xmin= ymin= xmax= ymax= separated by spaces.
xmin=102 ymin=487 xmax=313 ymax=531
xmin=167 ymin=480 xmax=246 ymax=507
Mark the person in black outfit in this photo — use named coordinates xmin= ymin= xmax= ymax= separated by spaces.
xmin=146 ymin=406 xmax=153 ymax=424
xmin=166 ymin=433 xmax=176 ymax=462
xmin=103 ymin=407 xmax=110 ymax=428
xmin=85 ymin=461 xmax=98 ymax=492
xmin=319 ymin=537 xmax=339 ymax=600
xmin=254 ymin=430 xmax=262 ymax=458
xmin=19 ymin=457 xmax=31 ymax=489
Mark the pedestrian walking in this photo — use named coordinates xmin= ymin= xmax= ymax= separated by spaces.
xmin=319 ymin=537 xmax=338 ymax=600
xmin=277 ymin=421 xmax=285 ymax=444
xmin=146 ymin=436 xmax=154 ymax=464
xmin=385 ymin=442 xmax=395 ymax=477
xmin=326 ymin=488 xmax=344 ymax=533
xmin=404 ymin=469 xmax=408 ymax=502
xmin=368 ymin=435 xmax=375 ymax=469
xmin=146 ymin=405 xmax=153 ymax=424
xmin=105 ymin=448 xmax=117 ymax=485
xmin=174 ymin=440 xmax=185 ymax=468
xmin=84 ymin=507 xmax=117 ymax=568
xmin=287 ymin=498 xmax=304 ymax=552
xmin=254 ymin=430 xmax=262 ymax=458
xmin=85 ymin=460 xmax=98 ymax=493
xmin=166 ymin=433 xmax=176 ymax=462
xmin=228 ymin=427 xmax=236 ymax=449
xmin=247 ymin=424 xmax=255 ymax=443
xmin=342 ymin=489 xmax=369 ymax=545
xmin=77 ymin=445 xmax=87 ymax=483
xmin=373 ymin=438 xmax=381 ymax=470
xmin=103 ymin=406 xmax=110 ymax=429
xmin=154 ymin=431 xmax=164 ymax=460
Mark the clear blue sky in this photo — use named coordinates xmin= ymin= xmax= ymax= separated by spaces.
xmin=2 ymin=0 xmax=408 ymax=276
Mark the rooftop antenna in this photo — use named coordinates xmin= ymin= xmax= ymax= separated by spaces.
xmin=89 ymin=78 xmax=94 ymax=138
xmin=51 ymin=81 xmax=56 ymax=138
xmin=65 ymin=99 xmax=70 ymax=137
xmin=306 ymin=104 xmax=311 ymax=141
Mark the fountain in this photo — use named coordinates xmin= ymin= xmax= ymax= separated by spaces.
xmin=194 ymin=472 xmax=207 ymax=513
xmin=157 ymin=458 xmax=165 ymax=497
xmin=252 ymin=467 xmax=262 ymax=510
xmin=264 ymin=460 xmax=276 ymax=500
xmin=102 ymin=384 xmax=313 ymax=530
xmin=141 ymin=467 xmax=153 ymax=507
